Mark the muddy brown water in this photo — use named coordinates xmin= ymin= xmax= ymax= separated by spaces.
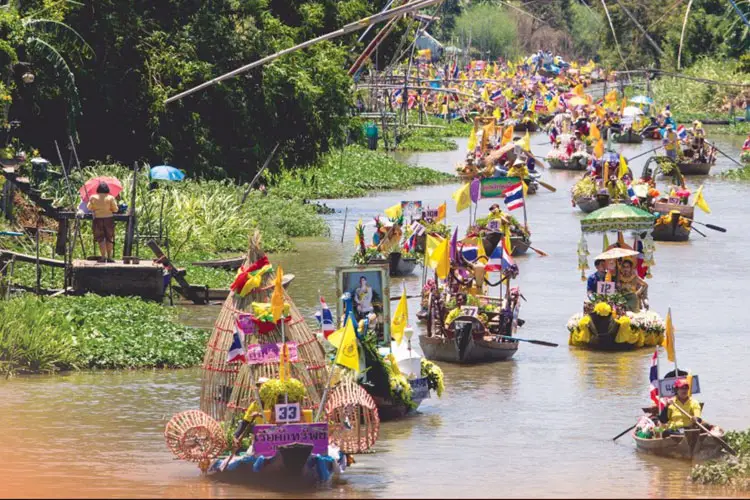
xmin=1 ymin=130 xmax=748 ymax=497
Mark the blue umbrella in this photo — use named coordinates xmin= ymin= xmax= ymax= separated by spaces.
xmin=150 ymin=165 xmax=185 ymax=182
xmin=602 ymin=152 xmax=619 ymax=164
xmin=629 ymin=95 xmax=654 ymax=105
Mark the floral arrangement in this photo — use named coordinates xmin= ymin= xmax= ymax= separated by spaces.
xmin=567 ymin=312 xmax=584 ymax=333
xmin=421 ymin=359 xmax=445 ymax=398
xmin=259 ymin=378 xmax=307 ymax=408
xmin=741 ymin=150 xmax=750 ymax=163
xmin=384 ymin=355 xmax=416 ymax=410
xmin=546 ymin=148 xmax=570 ymax=162
xmin=571 ymin=176 xmax=598 ymax=199
xmin=593 ymin=301 xmax=612 ymax=317
xmin=626 ymin=311 xmax=666 ymax=335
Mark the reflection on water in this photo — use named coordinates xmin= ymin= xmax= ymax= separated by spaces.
xmin=1 ymin=129 xmax=749 ymax=497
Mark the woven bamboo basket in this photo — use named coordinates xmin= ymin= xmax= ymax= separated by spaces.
xmin=200 ymin=231 xmax=328 ymax=422
xmin=325 ymin=377 xmax=380 ymax=454
xmin=164 ymin=410 xmax=226 ymax=463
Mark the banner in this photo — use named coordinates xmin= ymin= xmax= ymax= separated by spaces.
xmin=480 ymin=177 xmax=523 ymax=198
xmin=409 ymin=377 xmax=430 ymax=402
xmin=252 ymin=423 xmax=328 ymax=457
xmin=658 ymin=375 xmax=700 ymax=397
xmin=246 ymin=342 xmax=299 ymax=365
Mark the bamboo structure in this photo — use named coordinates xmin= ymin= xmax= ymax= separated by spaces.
xmin=199 ymin=231 xmax=327 ymax=421
xmin=325 ymin=377 xmax=380 ymax=454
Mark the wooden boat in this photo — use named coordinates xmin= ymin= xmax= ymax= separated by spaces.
xmin=420 ymin=315 xmax=518 ymax=363
xmin=370 ymin=377 xmax=429 ymax=420
xmin=547 ymin=157 xmax=587 ymax=171
xmin=632 ymin=428 xmax=724 ymax=461
xmin=651 ymin=202 xmax=693 ymax=242
xmin=368 ymin=252 xmax=417 ymax=277
xmin=676 ymin=161 xmax=712 ymax=176
xmin=482 ymin=231 xmax=530 ymax=257
xmin=574 ymin=196 xmax=604 ymax=213
xmin=614 ymin=129 xmax=644 ymax=144
xmin=581 ymin=312 xmax=637 ymax=351
xmin=514 ymin=121 xmax=538 ymax=133
xmin=192 ymin=255 xmax=244 ymax=270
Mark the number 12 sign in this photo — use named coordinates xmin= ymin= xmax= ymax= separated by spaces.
xmin=274 ymin=403 xmax=301 ymax=423
xmin=597 ymin=281 xmax=616 ymax=296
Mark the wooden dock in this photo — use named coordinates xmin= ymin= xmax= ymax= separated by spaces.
xmin=71 ymin=259 xmax=165 ymax=301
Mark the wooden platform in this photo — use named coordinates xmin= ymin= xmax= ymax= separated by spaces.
xmin=71 ymin=259 xmax=165 ymax=301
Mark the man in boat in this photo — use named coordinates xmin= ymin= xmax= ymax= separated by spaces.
xmin=689 ymin=120 xmax=705 ymax=150
xmin=663 ymin=125 xmax=679 ymax=161
xmin=586 ymin=259 xmax=608 ymax=299
xmin=658 ymin=378 xmax=703 ymax=434
xmin=232 ymin=377 xmax=269 ymax=449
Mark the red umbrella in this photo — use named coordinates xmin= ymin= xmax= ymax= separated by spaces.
xmin=79 ymin=176 xmax=123 ymax=200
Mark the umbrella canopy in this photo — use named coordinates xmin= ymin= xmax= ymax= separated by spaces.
xmin=567 ymin=96 xmax=588 ymax=107
xmin=581 ymin=204 xmax=656 ymax=233
xmin=602 ymin=152 xmax=619 ymax=164
xmin=79 ymin=176 xmax=123 ymax=200
xmin=629 ymin=95 xmax=654 ymax=105
xmin=622 ymin=106 xmax=644 ymax=117
xmin=150 ymin=165 xmax=185 ymax=182
xmin=595 ymin=247 xmax=640 ymax=260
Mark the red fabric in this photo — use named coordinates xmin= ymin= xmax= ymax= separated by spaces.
xmin=246 ymin=255 xmax=269 ymax=273
xmin=230 ymin=269 xmax=249 ymax=292
xmin=251 ymin=315 xmax=292 ymax=335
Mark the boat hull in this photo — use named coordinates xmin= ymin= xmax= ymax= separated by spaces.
xmin=677 ymin=162 xmax=712 ymax=175
xmin=369 ymin=253 xmax=418 ymax=277
xmin=574 ymin=196 xmax=604 ymax=213
xmin=419 ymin=334 xmax=518 ymax=364
xmin=633 ymin=430 xmax=724 ymax=461
xmin=614 ymin=129 xmax=644 ymax=144
xmin=547 ymin=158 xmax=587 ymax=171
xmin=652 ymin=223 xmax=690 ymax=242
xmin=482 ymin=232 xmax=531 ymax=257
xmin=514 ymin=122 xmax=538 ymax=133
xmin=371 ymin=395 xmax=422 ymax=421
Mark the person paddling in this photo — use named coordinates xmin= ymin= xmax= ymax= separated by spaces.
xmin=659 ymin=378 xmax=703 ymax=435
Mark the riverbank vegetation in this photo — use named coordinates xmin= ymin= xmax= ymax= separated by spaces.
xmin=0 ymin=294 xmax=208 ymax=376
xmin=691 ymin=429 xmax=750 ymax=490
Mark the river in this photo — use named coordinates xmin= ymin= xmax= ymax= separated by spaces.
xmin=1 ymin=130 xmax=748 ymax=498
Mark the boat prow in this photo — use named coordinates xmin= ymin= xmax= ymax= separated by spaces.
xmin=632 ymin=429 xmax=725 ymax=461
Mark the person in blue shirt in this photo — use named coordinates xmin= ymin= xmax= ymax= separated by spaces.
xmin=587 ymin=259 xmax=607 ymax=298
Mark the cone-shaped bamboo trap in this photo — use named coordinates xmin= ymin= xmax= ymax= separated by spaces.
xmin=200 ymin=231 xmax=327 ymax=421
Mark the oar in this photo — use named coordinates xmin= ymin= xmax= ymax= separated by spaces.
xmin=627 ymin=144 xmax=665 ymax=163
xmin=682 ymin=217 xmax=727 ymax=233
xmin=672 ymin=403 xmax=737 ymax=456
xmin=528 ymin=244 xmax=549 ymax=257
xmin=536 ymin=179 xmax=557 ymax=192
xmin=497 ymin=335 xmax=558 ymax=347
xmin=710 ymin=142 xmax=744 ymax=169
xmin=613 ymin=424 xmax=637 ymax=441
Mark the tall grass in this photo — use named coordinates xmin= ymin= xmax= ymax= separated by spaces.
xmin=0 ymin=294 xmax=208 ymax=376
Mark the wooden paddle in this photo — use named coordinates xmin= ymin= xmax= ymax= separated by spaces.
xmin=682 ymin=217 xmax=727 ymax=233
xmin=672 ymin=403 xmax=737 ymax=456
xmin=536 ymin=179 xmax=557 ymax=192
xmin=613 ymin=424 xmax=637 ymax=442
xmin=627 ymin=144 xmax=665 ymax=163
xmin=497 ymin=335 xmax=558 ymax=347
xmin=710 ymin=142 xmax=744 ymax=169
xmin=691 ymin=226 xmax=707 ymax=238
xmin=528 ymin=244 xmax=549 ymax=257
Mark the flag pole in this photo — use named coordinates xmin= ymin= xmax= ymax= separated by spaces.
xmin=669 ymin=307 xmax=679 ymax=378
xmin=314 ymin=309 xmax=352 ymax=422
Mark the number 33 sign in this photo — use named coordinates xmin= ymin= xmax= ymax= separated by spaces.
xmin=275 ymin=403 xmax=301 ymax=423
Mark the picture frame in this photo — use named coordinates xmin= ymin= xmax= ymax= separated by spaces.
xmin=335 ymin=264 xmax=391 ymax=347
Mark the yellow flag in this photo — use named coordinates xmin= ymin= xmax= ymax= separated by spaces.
xmin=353 ymin=219 xmax=363 ymax=248
xmin=522 ymin=180 xmax=529 ymax=197
xmin=593 ymin=139 xmax=604 ymax=159
xmin=481 ymin=86 xmax=489 ymax=102
xmin=493 ymin=107 xmax=501 ymax=120
xmin=270 ymin=266 xmax=285 ymax=322
xmin=385 ymin=203 xmax=402 ymax=219
xmin=467 ymin=127 xmax=478 ymax=151
xmin=547 ymin=95 xmax=559 ymax=113
xmin=595 ymin=105 xmax=606 ymax=119
xmin=520 ymin=131 xmax=531 ymax=152
xmin=502 ymin=126 xmax=514 ymax=146
xmin=662 ymin=308 xmax=676 ymax=363
xmin=333 ymin=316 xmax=360 ymax=373
xmin=670 ymin=187 xmax=676 ymax=197
xmin=426 ymin=234 xmax=444 ymax=266
xmin=687 ymin=371 xmax=694 ymax=397
xmin=391 ymin=287 xmax=408 ymax=345
xmin=433 ymin=236 xmax=450 ymax=280
xmin=693 ymin=185 xmax=711 ymax=214
xmin=452 ymin=183 xmax=472 ymax=213
xmin=618 ymin=154 xmax=629 ymax=179
xmin=503 ymin=224 xmax=513 ymax=255
xmin=605 ymin=89 xmax=618 ymax=103
xmin=435 ymin=202 xmax=446 ymax=223
xmin=573 ymin=83 xmax=584 ymax=97
xmin=620 ymin=97 xmax=627 ymax=114
xmin=477 ymin=237 xmax=486 ymax=260
xmin=590 ymin=122 xmax=601 ymax=140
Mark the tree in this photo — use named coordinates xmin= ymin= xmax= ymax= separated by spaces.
xmin=454 ymin=2 xmax=519 ymax=59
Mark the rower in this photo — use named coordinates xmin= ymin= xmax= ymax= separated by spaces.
xmin=658 ymin=378 xmax=703 ymax=434
xmin=232 ymin=377 xmax=269 ymax=449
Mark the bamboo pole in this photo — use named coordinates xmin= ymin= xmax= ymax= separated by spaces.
xmin=165 ymin=0 xmax=443 ymax=104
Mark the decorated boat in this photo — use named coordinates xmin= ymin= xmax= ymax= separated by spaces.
xmin=612 ymin=128 xmax=644 ymax=144
xmin=632 ymin=428 xmax=725 ymax=460
xmin=568 ymin=205 xmax=667 ymax=351
xmin=546 ymin=135 xmax=589 ymax=170
xmin=164 ymin=232 xmax=379 ymax=487
xmin=352 ymin=213 xmax=419 ymax=277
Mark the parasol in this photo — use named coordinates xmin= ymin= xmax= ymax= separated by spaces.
xmin=629 ymin=95 xmax=654 ymax=105
xmin=602 ymin=152 xmax=619 ymax=164
xmin=79 ymin=176 xmax=123 ymax=200
xmin=622 ymin=106 xmax=644 ymax=117
xmin=580 ymin=204 xmax=656 ymax=233
xmin=150 ymin=165 xmax=185 ymax=182
xmin=595 ymin=247 xmax=639 ymax=260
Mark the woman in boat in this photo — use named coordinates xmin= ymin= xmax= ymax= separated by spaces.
xmin=658 ymin=378 xmax=703 ymax=435
xmin=616 ymin=258 xmax=647 ymax=312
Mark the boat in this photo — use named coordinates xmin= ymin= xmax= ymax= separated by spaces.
xmin=368 ymin=251 xmax=417 ymax=277
xmin=514 ymin=121 xmax=538 ymax=133
xmin=547 ymin=157 xmax=588 ymax=170
xmin=573 ymin=194 xmax=609 ymax=213
xmin=192 ymin=255 xmax=244 ymax=270
xmin=567 ymin=205 xmax=667 ymax=351
xmin=651 ymin=202 xmax=693 ymax=242
xmin=632 ymin=429 xmax=725 ymax=460
xmin=420 ymin=315 xmax=519 ymax=363
xmin=676 ymin=161 xmax=712 ymax=176
xmin=353 ymin=215 xmax=419 ymax=277
xmin=613 ymin=128 xmax=644 ymax=144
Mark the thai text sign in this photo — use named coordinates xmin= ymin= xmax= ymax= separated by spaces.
xmin=659 ymin=375 xmax=701 ymax=397
xmin=252 ymin=423 xmax=328 ymax=458
xmin=246 ymin=342 xmax=299 ymax=365
xmin=480 ymin=177 xmax=522 ymax=198
xmin=409 ymin=377 xmax=430 ymax=401
xmin=421 ymin=208 xmax=439 ymax=220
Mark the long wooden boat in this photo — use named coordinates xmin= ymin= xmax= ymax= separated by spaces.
xmin=651 ymin=202 xmax=693 ymax=242
xmin=514 ymin=121 xmax=538 ymax=133
xmin=547 ymin=157 xmax=587 ymax=171
xmin=192 ymin=256 xmax=244 ymax=270
xmin=482 ymin=231 xmax=530 ymax=257
xmin=632 ymin=429 xmax=724 ymax=461
xmin=368 ymin=252 xmax=417 ymax=276
xmin=573 ymin=195 xmax=608 ymax=214
xmin=614 ymin=129 xmax=644 ymax=144
xmin=676 ymin=161 xmax=712 ymax=176
xmin=419 ymin=315 xmax=519 ymax=363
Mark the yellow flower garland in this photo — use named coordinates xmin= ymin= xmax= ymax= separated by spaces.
xmin=593 ymin=302 xmax=612 ymax=317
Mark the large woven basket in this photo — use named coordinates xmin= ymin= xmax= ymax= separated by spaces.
xmin=325 ymin=377 xmax=380 ymax=454
xmin=164 ymin=410 xmax=226 ymax=463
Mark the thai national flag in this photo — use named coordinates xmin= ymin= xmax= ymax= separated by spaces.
xmin=460 ymin=245 xmax=478 ymax=262
xmin=410 ymin=221 xmax=425 ymax=236
xmin=315 ymin=297 xmax=336 ymax=338
xmin=485 ymin=239 xmax=515 ymax=272
xmin=649 ymin=349 xmax=664 ymax=411
xmin=627 ymin=185 xmax=638 ymax=204
xmin=226 ymin=330 xmax=246 ymax=363
xmin=490 ymin=89 xmax=503 ymax=102
xmin=676 ymin=125 xmax=687 ymax=140
xmin=503 ymin=182 xmax=525 ymax=211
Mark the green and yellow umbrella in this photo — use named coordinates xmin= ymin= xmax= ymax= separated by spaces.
xmin=580 ymin=204 xmax=656 ymax=234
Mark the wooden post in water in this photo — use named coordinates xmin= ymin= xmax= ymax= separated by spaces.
xmin=123 ymin=162 xmax=139 ymax=258
xmin=340 ymin=207 xmax=349 ymax=244
xmin=35 ymin=214 xmax=41 ymax=295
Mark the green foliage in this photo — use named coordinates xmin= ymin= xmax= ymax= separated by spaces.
xmin=454 ymin=3 xmax=518 ymax=60
xmin=0 ymin=294 xmax=208 ymax=375
xmin=691 ymin=429 xmax=750 ymax=489
xmin=723 ymin=166 xmax=750 ymax=181
xmin=272 ymin=145 xmax=454 ymax=199
xmin=395 ymin=134 xmax=458 ymax=152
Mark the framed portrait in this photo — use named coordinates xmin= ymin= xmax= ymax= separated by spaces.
xmin=335 ymin=264 xmax=391 ymax=347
